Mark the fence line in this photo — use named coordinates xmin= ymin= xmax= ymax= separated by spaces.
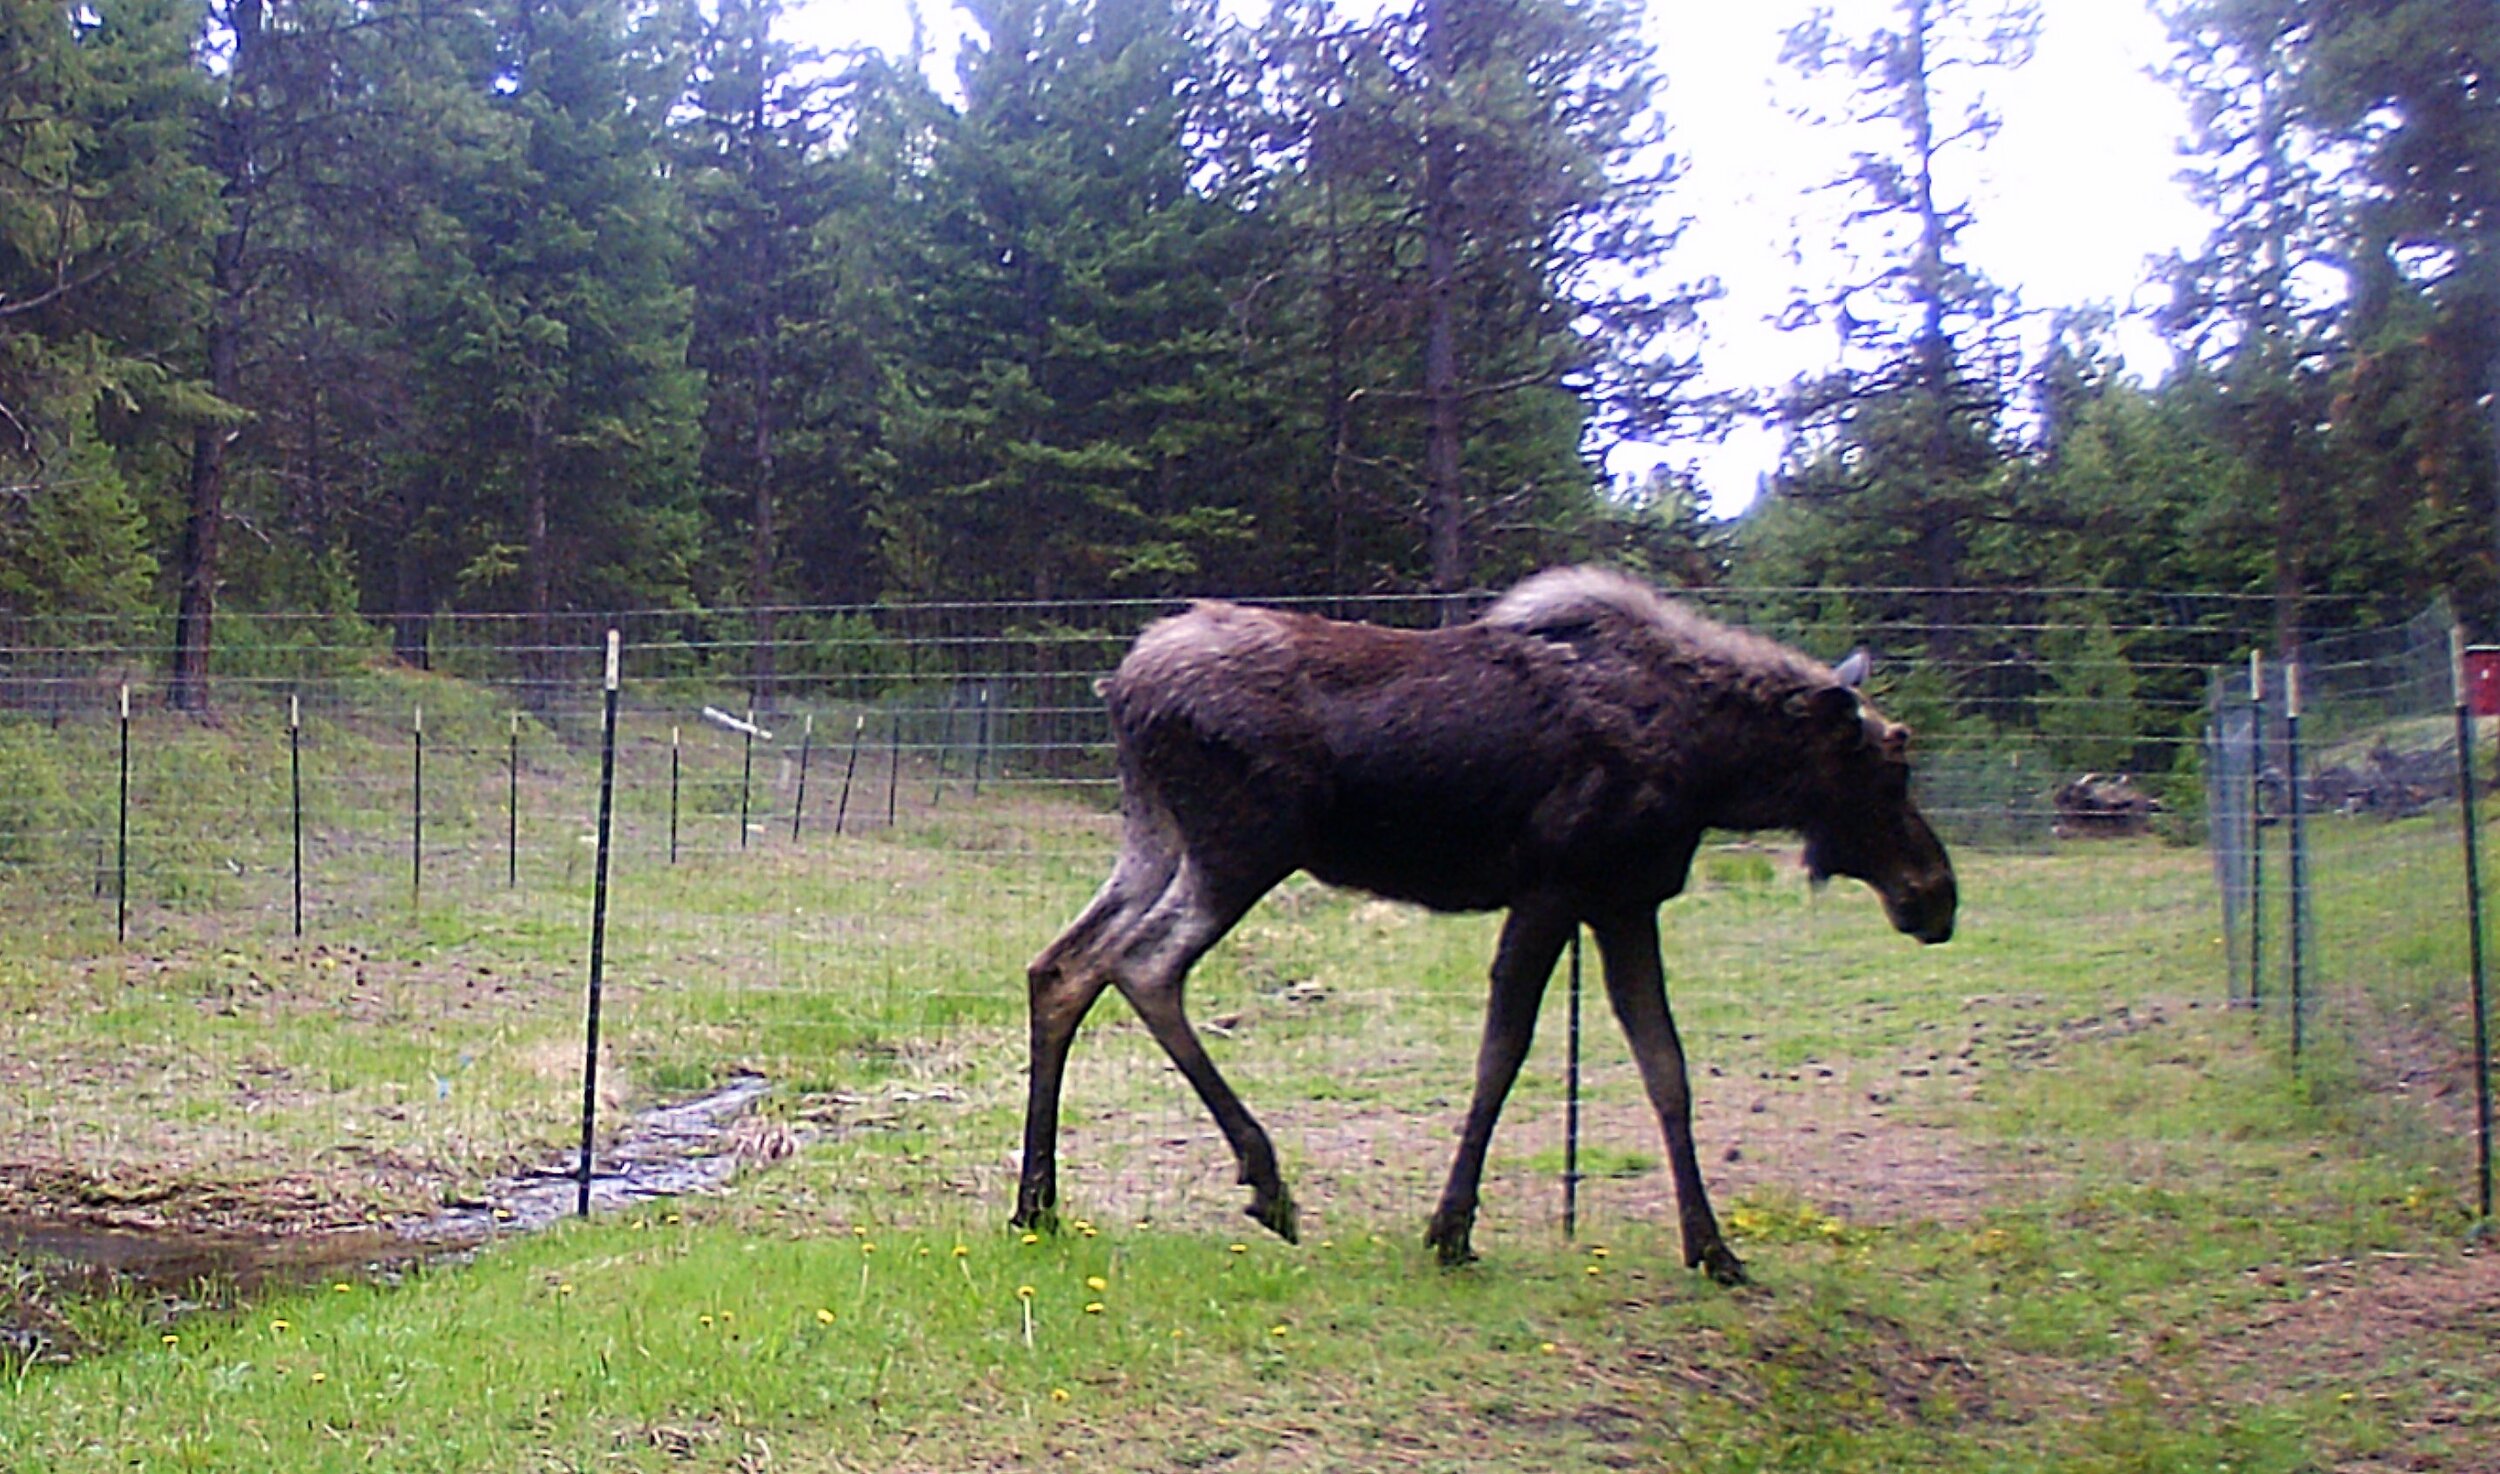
xmin=0 ymin=586 xmax=2484 ymax=1245
xmin=2207 ymin=599 xmax=2495 ymax=1214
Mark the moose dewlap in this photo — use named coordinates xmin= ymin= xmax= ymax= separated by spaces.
xmin=1012 ymin=566 xmax=1957 ymax=1284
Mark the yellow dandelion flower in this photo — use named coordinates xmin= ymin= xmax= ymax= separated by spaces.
xmin=558 ymin=1282 xmax=575 ymax=1296
xmin=1021 ymin=1232 xmax=1040 ymax=1245
xmin=1084 ymin=1302 xmax=1105 ymax=1315
xmin=1016 ymin=1284 xmax=1036 ymax=1300
xmin=952 ymin=1244 xmax=970 ymax=1258
xmin=310 ymin=1371 xmax=327 ymax=1384
xmin=270 ymin=1320 xmax=290 ymax=1335
xmin=1585 ymin=1265 xmax=1603 ymax=1277
xmin=861 ymin=1242 xmax=877 ymax=1255
xmin=851 ymin=1225 xmax=869 ymax=1238
xmin=700 ymin=1314 xmax=715 ymax=1328
xmin=160 ymin=1334 xmax=178 ymax=1348
xmin=1085 ymin=1275 xmax=1107 ymax=1292
xmin=332 ymin=1283 xmax=352 ymax=1294
xmin=1539 ymin=1341 xmax=1558 ymax=1354
xmin=1269 ymin=1324 xmax=1289 ymax=1338
xmin=816 ymin=1308 xmax=836 ymax=1325
xmin=1589 ymin=1246 xmax=1610 ymax=1259
xmin=1228 ymin=1243 xmax=1247 ymax=1255
xmin=1050 ymin=1387 xmax=1071 ymax=1403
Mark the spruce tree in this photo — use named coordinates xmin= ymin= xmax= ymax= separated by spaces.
xmin=1762 ymin=0 xmax=2039 ymax=635
xmin=0 ymin=0 xmax=216 ymax=619
xmin=410 ymin=0 xmax=701 ymax=689
xmin=1242 ymin=0 xmax=1697 ymax=599
xmin=877 ymin=0 xmax=1258 ymax=601
xmin=677 ymin=0 xmax=839 ymax=706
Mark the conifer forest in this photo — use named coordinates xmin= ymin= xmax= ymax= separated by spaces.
xmin=0 ymin=0 xmax=2491 ymax=694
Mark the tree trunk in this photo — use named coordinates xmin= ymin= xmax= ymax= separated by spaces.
xmin=523 ymin=398 xmax=553 ymax=707
xmin=1419 ymin=0 xmax=1465 ymax=620
xmin=2487 ymin=343 xmax=2500 ymax=631
xmin=747 ymin=306 xmax=778 ymax=714
xmin=1321 ymin=145 xmax=1351 ymax=596
xmin=168 ymin=0 xmax=263 ymax=715
xmin=1901 ymin=0 xmax=1963 ymax=655
xmin=390 ymin=492 xmax=431 ymax=670
xmin=169 ymin=370 xmax=231 ymax=712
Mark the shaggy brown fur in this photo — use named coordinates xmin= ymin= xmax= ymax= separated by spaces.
xmin=1013 ymin=567 xmax=1956 ymax=1283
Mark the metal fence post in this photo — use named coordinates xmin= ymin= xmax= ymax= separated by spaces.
xmin=2249 ymin=652 xmax=2266 ymax=1009
xmin=410 ymin=704 xmax=424 ymax=910
xmin=578 ymin=631 xmax=622 ymax=1217
xmin=115 ymin=685 xmax=129 ymax=943
xmin=791 ymin=712 xmax=814 ymax=842
xmin=290 ymin=692 xmax=304 ymax=938
xmin=2285 ymin=662 xmax=2307 ymax=1061
xmin=1563 ymin=926 xmax=1583 ymax=1241
xmin=835 ymin=714 xmax=864 ymax=836
xmin=2453 ymin=627 xmax=2492 ymax=1223
xmin=738 ymin=709 xmax=755 ymax=850
xmin=507 ymin=712 xmax=520 ymax=888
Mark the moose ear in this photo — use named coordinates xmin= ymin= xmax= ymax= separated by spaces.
xmin=1787 ymin=683 xmax=1862 ymax=731
xmin=1832 ymin=649 xmax=1871 ymax=688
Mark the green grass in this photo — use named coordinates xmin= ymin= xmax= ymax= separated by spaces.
xmin=0 ymin=698 xmax=2492 ymax=1469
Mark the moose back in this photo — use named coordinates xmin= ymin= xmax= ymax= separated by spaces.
xmin=1012 ymin=567 xmax=1956 ymax=1283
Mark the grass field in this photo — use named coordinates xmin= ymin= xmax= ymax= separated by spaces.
xmin=0 ymin=697 xmax=2492 ymax=1471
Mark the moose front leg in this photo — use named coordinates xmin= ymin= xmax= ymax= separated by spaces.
xmin=1426 ymin=903 xmax=1574 ymax=1266
xmin=1589 ymin=909 xmax=1746 ymax=1286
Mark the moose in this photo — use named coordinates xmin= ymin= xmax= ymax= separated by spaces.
xmin=1011 ymin=567 xmax=1957 ymax=1284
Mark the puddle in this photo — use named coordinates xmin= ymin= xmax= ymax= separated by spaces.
xmin=406 ymin=1072 xmax=780 ymax=1242
xmin=0 ymin=1074 xmax=782 ymax=1361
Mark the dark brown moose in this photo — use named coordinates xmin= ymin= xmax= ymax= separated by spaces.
xmin=1012 ymin=567 xmax=1957 ymax=1284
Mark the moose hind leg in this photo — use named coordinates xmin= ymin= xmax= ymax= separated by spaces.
xmin=1013 ymin=849 xmax=1172 ymax=1233
xmin=1110 ymin=860 xmax=1298 ymax=1241
xmin=1426 ymin=903 xmax=1573 ymax=1267
xmin=1590 ymin=910 xmax=1746 ymax=1287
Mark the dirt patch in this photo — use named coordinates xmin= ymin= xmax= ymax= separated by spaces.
xmin=1636 ymin=1303 xmax=1999 ymax=1429
xmin=2202 ymin=1249 xmax=2500 ymax=1436
xmin=1029 ymin=1056 xmax=2020 ymax=1246
xmin=1024 ymin=991 xmax=2229 ymax=1244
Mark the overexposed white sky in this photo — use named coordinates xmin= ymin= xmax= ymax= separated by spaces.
xmin=789 ymin=0 xmax=2213 ymax=516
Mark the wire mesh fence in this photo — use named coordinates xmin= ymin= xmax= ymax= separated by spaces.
xmin=2206 ymin=601 xmax=2495 ymax=1212
xmin=0 ymin=583 xmax=2485 ymax=1247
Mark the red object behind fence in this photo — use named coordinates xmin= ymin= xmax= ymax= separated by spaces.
xmin=2469 ymin=646 xmax=2500 ymax=717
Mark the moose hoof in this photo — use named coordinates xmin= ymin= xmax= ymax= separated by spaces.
xmin=1245 ymin=1184 xmax=1299 ymax=1243
xmin=1010 ymin=1199 xmax=1059 ymax=1237
xmin=1424 ymin=1212 xmax=1477 ymax=1268
xmin=1695 ymin=1242 xmax=1748 ymax=1287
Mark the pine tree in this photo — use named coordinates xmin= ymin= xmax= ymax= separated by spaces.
xmin=409 ymin=0 xmax=701 ymax=690
xmin=0 ymin=0 xmax=217 ymax=618
xmin=1763 ymin=0 xmax=2038 ymax=632
xmin=2297 ymin=0 xmax=2500 ymax=626
xmin=677 ymin=0 xmax=840 ymax=707
xmin=2155 ymin=0 xmax=2338 ymax=655
xmin=1242 ymin=0 xmax=1697 ymax=600
xmin=876 ymin=0 xmax=1259 ymax=602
